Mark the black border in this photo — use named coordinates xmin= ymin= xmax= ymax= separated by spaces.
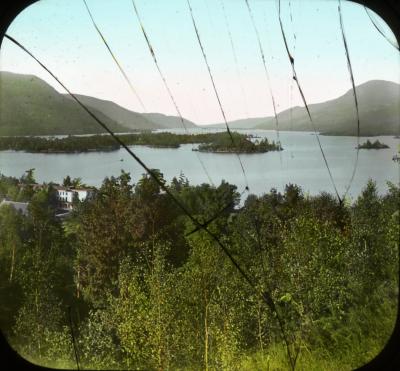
xmin=0 ymin=0 xmax=399 ymax=370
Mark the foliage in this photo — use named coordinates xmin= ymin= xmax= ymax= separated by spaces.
xmin=0 ymin=172 xmax=398 ymax=370
xmin=197 ymin=132 xmax=282 ymax=153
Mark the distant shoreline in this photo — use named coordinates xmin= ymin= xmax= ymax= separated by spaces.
xmin=2 ymin=130 xmax=397 ymax=139
xmin=0 ymin=131 xmax=282 ymax=154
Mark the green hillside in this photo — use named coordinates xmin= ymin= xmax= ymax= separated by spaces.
xmin=254 ymin=80 xmax=400 ymax=135
xmin=206 ymin=80 xmax=400 ymax=135
xmin=0 ymin=71 xmax=199 ymax=135
xmin=1 ymin=72 xmax=398 ymax=136
xmin=0 ymin=71 xmax=130 ymax=135
xmin=68 ymin=94 xmax=159 ymax=131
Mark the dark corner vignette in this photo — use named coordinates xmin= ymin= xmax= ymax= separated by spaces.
xmin=0 ymin=0 xmax=399 ymax=370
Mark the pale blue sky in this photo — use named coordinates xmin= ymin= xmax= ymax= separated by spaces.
xmin=1 ymin=0 xmax=399 ymax=124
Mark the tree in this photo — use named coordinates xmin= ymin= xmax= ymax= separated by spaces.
xmin=0 ymin=205 xmax=27 ymax=335
xmin=21 ymin=168 xmax=36 ymax=185
xmin=111 ymin=243 xmax=179 ymax=369
xmin=63 ymin=175 xmax=72 ymax=187
xmin=175 ymin=231 xmax=249 ymax=370
xmin=351 ymin=180 xmax=387 ymax=295
xmin=71 ymin=177 xmax=84 ymax=188
xmin=75 ymin=171 xmax=143 ymax=306
xmin=9 ymin=187 xmax=74 ymax=366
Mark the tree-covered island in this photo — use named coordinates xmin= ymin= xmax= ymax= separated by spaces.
xmin=0 ymin=132 xmax=282 ymax=154
xmin=195 ymin=132 xmax=282 ymax=153
xmin=357 ymin=139 xmax=389 ymax=149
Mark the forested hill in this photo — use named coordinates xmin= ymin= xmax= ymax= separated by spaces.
xmin=206 ymin=80 xmax=400 ymax=136
xmin=0 ymin=71 xmax=197 ymax=135
xmin=0 ymin=72 xmax=129 ymax=135
xmin=67 ymin=96 xmax=197 ymax=131
xmin=66 ymin=94 xmax=159 ymax=131
xmin=2 ymin=71 xmax=398 ymax=136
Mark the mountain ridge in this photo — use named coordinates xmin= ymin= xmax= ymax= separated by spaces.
xmin=0 ymin=71 xmax=198 ymax=135
xmin=205 ymin=80 xmax=400 ymax=136
xmin=0 ymin=71 xmax=130 ymax=135
xmin=0 ymin=71 xmax=398 ymax=136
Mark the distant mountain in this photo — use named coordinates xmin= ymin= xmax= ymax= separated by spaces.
xmin=251 ymin=80 xmax=399 ymax=136
xmin=0 ymin=71 xmax=129 ymax=135
xmin=142 ymin=112 xmax=197 ymax=129
xmin=0 ymin=71 xmax=198 ymax=136
xmin=1 ymin=72 xmax=398 ymax=136
xmin=206 ymin=80 xmax=400 ymax=135
xmin=68 ymin=97 xmax=198 ymax=130
xmin=69 ymin=94 xmax=159 ymax=131
xmin=204 ymin=117 xmax=268 ymax=130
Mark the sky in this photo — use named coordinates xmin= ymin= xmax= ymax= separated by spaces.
xmin=0 ymin=0 xmax=399 ymax=124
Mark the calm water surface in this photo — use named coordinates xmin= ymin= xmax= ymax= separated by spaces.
xmin=0 ymin=130 xmax=399 ymax=201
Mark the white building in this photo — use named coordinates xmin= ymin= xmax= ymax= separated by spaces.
xmin=54 ymin=186 xmax=93 ymax=209
xmin=73 ymin=189 xmax=92 ymax=202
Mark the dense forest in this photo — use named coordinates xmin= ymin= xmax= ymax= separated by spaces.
xmin=0 ymin=171 xmax=398 ymax=370
xmin=0 ymin=132 xmax=281 ymax=154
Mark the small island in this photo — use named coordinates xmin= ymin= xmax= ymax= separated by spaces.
xmin=195 ymin=133 xmax=282 ymax=153
xmin=357 ymin=139 xmax=389 ymax=150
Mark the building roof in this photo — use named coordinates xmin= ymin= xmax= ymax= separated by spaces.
xmin=53 ymin=184 xmax=94 ymax=192
xmin=71 ymin=188 xmax=94 ymax=192
xmin=0 ymin=200 xmax=29 ymax=216
xmin=53 ymin=185 xmax=72 ymax=191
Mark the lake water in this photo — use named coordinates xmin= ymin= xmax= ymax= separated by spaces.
xmin=0 ymin=130 xmax=399 ymax=201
